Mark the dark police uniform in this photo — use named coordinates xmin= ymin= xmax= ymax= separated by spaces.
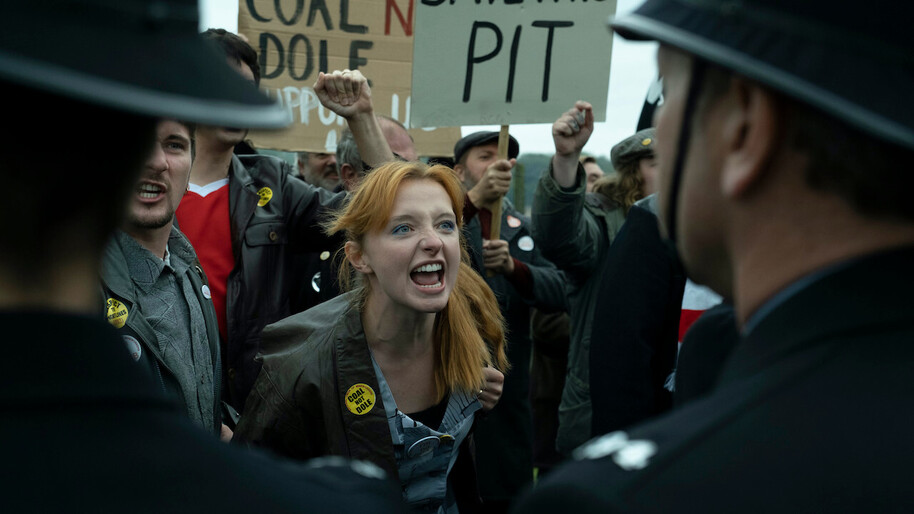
xmin=513 ymin=0 xmax=914 ymax=509
xmin=0 ymin=0 xmax=400 ymax=511
xmin=1 ymin=312 xmax=405 ymax=513
xmin=515 ymin=246 xmax=914 ymax=513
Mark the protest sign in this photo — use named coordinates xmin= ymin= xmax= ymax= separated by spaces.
xmin=239 ymin=0 xmax=461 ymax=156
xmin=410 ymin=0 xmax=617 ymax=127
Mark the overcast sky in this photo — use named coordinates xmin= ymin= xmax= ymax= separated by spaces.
xmin=199 ymin=0 xmax=658 ymax=158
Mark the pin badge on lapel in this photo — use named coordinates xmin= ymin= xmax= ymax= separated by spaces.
xmin=407 ymin=436 xmax=440 ymax=458
xmin=257 ymin=187 xmax=273 ymax=207
xmin=123 ymin=335 xmax=142 ymax=362
xmin=106 ymin=298 xmax=128 ymax=328
xmin=518 ymin=236 xmax=535 ymax=252
xmin=345 ymin=383 xmax=376 ymax=415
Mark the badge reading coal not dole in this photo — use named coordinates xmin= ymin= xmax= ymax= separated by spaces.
xmin=345 ymin=383 xmax=376 ymax=415
xmin=106 ymin=298 xmax=128 ymax=328
xmin=257 ymin=187 xmax=273 ymax=207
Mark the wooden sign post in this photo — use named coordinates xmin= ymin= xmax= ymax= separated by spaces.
xmin=484 ymin=124 xmax=511 ymax=277
xmin=489 ymin=124 xmax=511 ymax=242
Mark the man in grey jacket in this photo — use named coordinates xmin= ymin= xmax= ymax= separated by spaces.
xmin=101 ymin=119 xmax=226 ymax=438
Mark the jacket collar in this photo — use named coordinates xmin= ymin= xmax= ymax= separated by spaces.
xmin=465 ymin=197 xmax=524 ymax=242
xmin=228 ymin=153 xmax=255 ymax=187
xmin=117 ymin=230 xmax=169 ymax=296
xmin=100 ymin=232 xmax=135 ymax=302
xmin=167 ymin=226 xmax=199 ymax=269
xmin=496 ymin=198 xmax=523 ymax=243
xmin=333 ymin=301 xmax=400 ymax=477
xmin=719 ymin=245 xmax=914 ymax=386
xmin=106 ymin=228 xmax=197 ymax=297
xmin=227 ymin=154 xmax=262 ymax=257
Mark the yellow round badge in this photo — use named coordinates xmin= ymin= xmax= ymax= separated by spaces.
xmin=106 ymin=298 xmax=128 ymax=329
xmin=257 ymin=187 xmax=273 ymax=207
xmin=345 ymin=383 xmax=376 ymax=415
xmin=641 ymin=138 xmax=652 ymax=146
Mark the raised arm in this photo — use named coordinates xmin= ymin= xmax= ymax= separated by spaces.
xmin=314 ymin=69 xmax=395 ymax=168
xmin=532 ymin=101 xmax=608 ymax=280
xmin=551 ymin=100 xmax=594 ymax=188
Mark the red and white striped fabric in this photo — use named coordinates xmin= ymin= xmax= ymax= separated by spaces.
xmin=678 ymin=280 xmax=722 ymax=344
xmin=665 ymin=280 xmax=723 ymax=392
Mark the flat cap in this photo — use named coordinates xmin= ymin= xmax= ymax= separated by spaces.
xmin=611 ymin=128 xmax=656 ymax=169
xmin=454 ymin=131 xmax=520 ymax=164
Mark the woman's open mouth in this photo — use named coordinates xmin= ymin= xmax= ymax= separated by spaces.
xmin=410 ymin=263 xmax=444 ymax=289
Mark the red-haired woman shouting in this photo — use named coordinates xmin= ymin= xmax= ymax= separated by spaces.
xmin=236 ymin=160 xmax=507 ymax=513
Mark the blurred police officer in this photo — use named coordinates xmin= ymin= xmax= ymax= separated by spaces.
xmin=515 ymin=0 xmax=914 ymax=511
xmin=0 ymin=1 xmax=402 ymax=512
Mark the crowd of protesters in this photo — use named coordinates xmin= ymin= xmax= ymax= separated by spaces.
xmin=4 ymin=0 xmax=914 ymax=512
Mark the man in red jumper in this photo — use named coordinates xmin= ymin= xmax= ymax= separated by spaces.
xmin=176 ymin=29 xmax=346 ymax=411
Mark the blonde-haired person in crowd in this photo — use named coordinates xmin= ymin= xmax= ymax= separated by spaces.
xmin=236 ymin=160 xmax=508 ymax=513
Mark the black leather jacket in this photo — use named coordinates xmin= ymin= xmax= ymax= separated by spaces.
xmin=222 ymin=154 xmax=345 ymax=410
xmin=236 ymin=292 xmax=482 ymax=511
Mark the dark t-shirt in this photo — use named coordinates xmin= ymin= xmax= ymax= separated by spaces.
xmin=408 ymin=393 xmax=450 ymax=429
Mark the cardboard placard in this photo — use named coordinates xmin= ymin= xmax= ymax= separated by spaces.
xmin=410 ymin=0 xmax=617 ymax=127
xmin=239 ymin=0 xmax=461 ymax=156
